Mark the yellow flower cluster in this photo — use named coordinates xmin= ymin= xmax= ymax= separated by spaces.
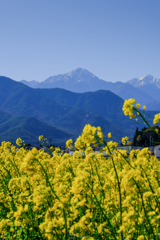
xmin=122 ymin=136 xmax=129 ymax=145
xmin=155 ymin=128 xmax=159 ymax=134
xmin=108 ymin=132 xmax=111 ymax=138
xmin=136 ymin=103 xmax=141 ymax=108
xmin=96 ymin=126 xmax=104 ymax=143
xmin=81 ymin=124 xmax=97 ymax=145
xmin=122 ymin=98 xmax=136 ymax=119
xmin=38 ymin=135 xmax=44 ymax=141
xmin=16 ymin=138 xmax=25 ymax=146
xmin=74 ymin=124 xmax=103 ymax=150
xmin=66 ymin=139 xmax=73 ymax=149
xmin=74 ymin=135 xmax=86 ymax=150
xmin=153 ymin=113 xmax=160 ymax=125
xmin=122 ymin=98 xmax=146 ymax=119
xmin=0 ymin=98 xmax=160 ymax=240
xmin=50 ymin=146 xmax=54 ymax=151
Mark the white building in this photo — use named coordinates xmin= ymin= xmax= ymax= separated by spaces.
xmin=154 ymin=145 xmax=160 ymax=158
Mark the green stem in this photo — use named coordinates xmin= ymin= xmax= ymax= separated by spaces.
xmin=133 ymin=107 xmax=160 ymax=136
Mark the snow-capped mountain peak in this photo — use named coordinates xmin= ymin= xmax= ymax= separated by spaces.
xmin=127 ymin=75 xmax=160 ymax=88
xmin=43 ymin=68 xmax=98 ymax=84
xmin=139 ymin=75 xmax=153 ymax=81
xmin=65 ymin=68 xmax=96 ymax=78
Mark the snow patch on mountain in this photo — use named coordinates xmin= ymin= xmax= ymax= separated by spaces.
xmin=127 ymin=75 xmax=160 ymax=88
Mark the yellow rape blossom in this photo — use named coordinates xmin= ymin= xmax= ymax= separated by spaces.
xmin=16 ymin=138 xmax=24 ymax=146
xmin=97 ymin=131 xmax=103 ymax=139
xmin=80 ymin=124 xmax=97 ymax=146
xmin=137 ymin=236 xmax=145 ymax=240
xmin=93 ymin=144 xmax=98 ymax=147
xmin=32 ymin=147 xmax=38 ymax=154
xmin=66 ymin=139 xmax=73 ymax=149
xmin=153 ymin=113 xmax=160 ymax=125
xmin=74 ymin=135 xmax=85 ymax=150
xmin=155 ymin=128 xmax=159 ymax=133
xmin=136 ymin=103 xmax=141 ymax=108
xmin=50 ymin=146 xmax=54 ymax=151
xmin=97 ymin=126 xmax=102 ymax=131
xmin=39 ymin=135 xmax=44 ymax=141
xmin=143 ymin=106 xmax=146 ymax=110
xmin=108 ymin=132 xmax=111 ymax=138
xmin=122 ymin=98 xmax=136 ymax=119
xmin=122 ymin=136 xmax=129 ymax=145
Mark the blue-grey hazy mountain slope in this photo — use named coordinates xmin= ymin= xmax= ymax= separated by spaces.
xmin=20 ymin=68 xmax=156 ymax=106
xmin=127 ymin=75 xmax=160 ymax=102
xmin=38 ymin=88 xmax=159 ymax=138
xmin=146 ymin=100 xmax=160 ymax=111
xmin=21 ymin=80 xmax=39 ymax=88
xmin=0 ymin=76 xmax=132 ymax=144
xmin=0 ymin=109 xmax=73 ymax=146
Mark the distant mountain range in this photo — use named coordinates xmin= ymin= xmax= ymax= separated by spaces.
xmin=127 ymin=74 xmax=160 ymax=92
xmin=127 ymin=75 xmax=160 ymax=110
xmin=0 ymin=73 xmax=159 ymax=146
xmin=20 ymin=68 xmax=160 ymax=110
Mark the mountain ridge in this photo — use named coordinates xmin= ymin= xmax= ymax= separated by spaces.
xmin=20 ymin=68 xmax=156 ymax=107
xmin=127 ymin=75 xmax=160 ymax=88
xmin=126 ymin=75 xmax=160 ymax=103
xmin=37 ymin=87 xmax=159 ymax=139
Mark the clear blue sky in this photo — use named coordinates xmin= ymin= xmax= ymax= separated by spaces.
xmin=0 ymin=0 xmax=160 ymax=83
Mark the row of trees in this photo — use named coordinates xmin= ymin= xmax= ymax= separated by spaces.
xmin=132 ymin=125 xmax=160 ymax=147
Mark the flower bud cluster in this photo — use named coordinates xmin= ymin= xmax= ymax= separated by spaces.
xmin=121 ymin=136 xmax=129 ymax=145
xmin=66 ymin=139 xmax=73 ymax=149
xmin=153 ymin=113 xmax=160 ymax=125
xmin=81 ymin=124 xmax=97 ymax=145
xmin=122 ymin=98 xmax=136 ymax=119
xmin=74 ymin=124 xmax=103 ymax=149
xmin=16 ymin=138 xmax=25 ymax=147
xmin=122 ymin=98 xmax=146 ymax=119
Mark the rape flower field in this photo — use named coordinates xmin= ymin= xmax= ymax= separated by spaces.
xmin=0 ymin=98 xmax=160 ymax=239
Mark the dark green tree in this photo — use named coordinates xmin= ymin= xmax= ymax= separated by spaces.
xmin=133 ymin=127 xmax=139 ymax=146
xmin=141 ymin=126 xmax=160 ymax=147
xmin=136 ymin=135 xmax=142 ymax=146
